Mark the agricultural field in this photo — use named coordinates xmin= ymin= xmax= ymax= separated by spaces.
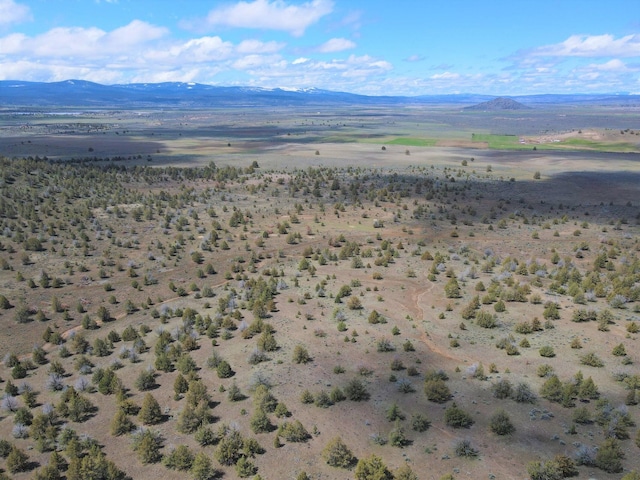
xmin=0 ymin=104 xmax=639 ymax=480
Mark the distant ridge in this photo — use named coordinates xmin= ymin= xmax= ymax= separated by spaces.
xmin=0 ymin=80 xmax=637 ymax=108
xmin=464 ymin=97 xmax=531 ymax=111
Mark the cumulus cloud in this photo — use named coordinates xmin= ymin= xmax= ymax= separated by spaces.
xmin=531 ymin=33 xmax=640 ymax=58
xmin=587 ymin=59 xmax=629 ymax=71
xmin=0 ymin=0 xmax=31 ymax=26
xmin=317 ymin=37 xmax=356 ymax=53
xmin=0 ymin=20 xmax=168 ymax=58
xmin=205 ymin=0 xmax=333 ymax=37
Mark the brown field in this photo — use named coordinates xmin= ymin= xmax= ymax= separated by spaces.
xmin=0 ymin=105 xmax=639 ymax=480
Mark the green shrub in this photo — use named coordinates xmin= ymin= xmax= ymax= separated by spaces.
xmin=475 ymin=310 xmax=497 ymax=328
xmin=489 ymin=409 xmax=515 ymax=435
xmin=322 ymin=436 xmax=356 ymax=468
xmin=424 ymin=378 xmax=451 ymax=403
xmin=292 ymin=345 xmax=311 ymax=364
xmin=454 ymin=439 xmax=478 ymax=457
xmin=411 ymin=413 xmax=430 ymax=432
xmin=163 ymin=445 xmax=194 ymax=471
xmin=444 ymin=402 xmax=474 ymax=428
xmin=595 ymin=438 xmax=624 ymax=473
xmin=539 ymin=346 xmax=555 ymax=358
xmin=492 ymin=379 xmax=512 ymax=399
xmin=537 ymin=364 xmax=554 ymax=378
xmin=354 ymin=454 xmax=393 ymax=480
xmin=612 ymin=343 xmax=627 ymax=356
xmin=344 ymin=379 xmax=370 ymax=401
xmin=580 ymin=352 xmax=604 ymax=367
xmin=278 ymin=420 xmax=310 ymax=442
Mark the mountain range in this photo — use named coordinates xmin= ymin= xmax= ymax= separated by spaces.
xmin=0 ymin=80 xmax=638 ymax=108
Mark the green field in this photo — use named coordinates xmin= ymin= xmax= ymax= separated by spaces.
xmin=555 ymin=137 xmax=639 ymax=152
xmin=386 ymin=137 xmax=438 ymax=147
xmin=472 ymin=133 xmax=639 ymax=152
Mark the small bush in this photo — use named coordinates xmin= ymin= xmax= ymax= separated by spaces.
xmin=444 ymin=402 xmax=474 ymax=428
xmin=278 ymin=420 xmax=310 ymax=443
xmin=322 ymin=436 xmax=356 ymax=468
xmin=376 ymin=338 xmax=395 ymax=352
xmin=595 ymin=438 xmax=624 ymax=473
xmin=537 ymin=364 xmax=554 ymax=378
xmin=539 ymin=346 xmax=555 ymax=358
xmin=580 ymin=352 xmax=604 ymax=367
xmin=492 ymin=379 xmax=512 ymax=399
xmin=454 ymin=439 xmax=478 ymax=457
xmin=612 ymin=343 xmax=627 ymax=356
xmin=511 ymin=382 xmax=536 ymax=403
xmin=344 ymin=379 xmax=370 ymax=401
xmin=424 ymin=378 xmax=451 ymax=403
xmin=411 ymin=413 xmax=431 ymax=432
xmin=475 ymin=310 xmax=497 ymax=328
xmin=292 ymin=345 xmax=311 ymax=364
xmin=489 ymin=409 xmax=515 ymax=435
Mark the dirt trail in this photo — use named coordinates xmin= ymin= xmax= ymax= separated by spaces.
xmin=413 ymin=274 xmax=473 ymax=363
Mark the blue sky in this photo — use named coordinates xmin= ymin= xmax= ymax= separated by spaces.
xmin=0 ymin=0 xmax=638 ymax=95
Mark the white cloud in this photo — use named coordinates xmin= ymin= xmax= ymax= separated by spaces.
xmin=404 ymin=54 xmax=424 ymax=62
xmin=131 ymin=68 xmax=204 ymax=84
xmin=0 ymin=33 xmax=26 ymax=53
xmin=430 ymin=72 xmax=460 ymax=80
xmin=205 ymin=0 xmax=333 ymax=37
xmin=0 ymin=0 xmax=31 ymax=26
xmin=236 ymin=39 xmax=285 ymax=54
xmin=292 ymin=57 xmax=309 ymax=64
xmin=0 ymin=59 xmax=123 ymax=83
xmin=532 ymin=34 xmax=640 ymax=58
xmin=0 ymin=20 xmax=168 ymax=58
xmin=156 ymin=36 xmax=235 ymax=63
xmin=587 ymin=59 xmax=628 ymax=71
xmin=233 ymin=54 xmax=283 ymax=70
xmin=317 ymin=37 xmax=355 ymax=53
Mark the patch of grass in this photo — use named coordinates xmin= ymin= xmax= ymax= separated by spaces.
xmin=471 ymin=134 xmax=523 ymax=149
xmin=471 ymin=133 xmax=639 ymax=153
xmin=555 ymin=138 xmax=638 ymax=152
xmin=387 ymin=137 xmax=438 ymax=147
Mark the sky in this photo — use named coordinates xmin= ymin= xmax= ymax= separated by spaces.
xmin=0 ymin=0 xmax=639 ymax=96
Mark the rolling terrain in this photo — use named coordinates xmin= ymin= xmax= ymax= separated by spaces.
xmin=0 ymin=92 xmax=639 ymax=480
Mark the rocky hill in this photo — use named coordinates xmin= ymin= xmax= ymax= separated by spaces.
xmin=464 ymin=96 xmax=531 ymax=111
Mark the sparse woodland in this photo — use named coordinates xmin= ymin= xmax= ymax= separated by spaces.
xmin=0 ymin=109 xmax=639 ymax=480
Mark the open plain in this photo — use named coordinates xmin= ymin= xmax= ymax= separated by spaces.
xmin=0 ymin=103 xmax=639 ymax=480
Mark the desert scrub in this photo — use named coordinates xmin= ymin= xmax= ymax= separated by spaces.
xmin=612 ymin=343 xmax=627 ymax=356
xmin=376 ymin=338 xmax=395 ymax=352
xmin=344 ymin=378 xmax=370 ymax=401
xmin=489 ymin=409 xmax=515 ymax=435
xmin=539 ymin=345 xmax=555 ymax=358
xmin=411 ymin=413 xmax=431 ymax=432
xmin=278 ymin=420 xmax=310 ymax=442
xmin=292 ymin=345 xmax=311 ymax=364
xmin=444 ymin=402 xmax=474 ymax=428
xmin=322 ymin=436 xmax=356 ymax=468
xmin=511 ymin=382 xmax=536 ymax=403
xmin=424 ymin=378 xmax=451 ymax=403
xmin=475 ymin=310 xmax=497 ymax=328
xmin=454 ymin=439 xmax=479 ymax=457
xmin=580 ymin=352 xmax=604 ymax=367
